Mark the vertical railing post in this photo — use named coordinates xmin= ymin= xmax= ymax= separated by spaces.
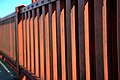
xmin=15 ymin=5 xmax=25 ymax=79
xmin=94 ymin=0 xmax=104 ymax=79
xmin=117 ymin=0 xmax=120 ymax=79
xmin=102 ymin=0 xmax=108 ymax=80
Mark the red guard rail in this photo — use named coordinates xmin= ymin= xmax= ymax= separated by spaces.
xmin=0 ymin=0 xmax=120 ymax=80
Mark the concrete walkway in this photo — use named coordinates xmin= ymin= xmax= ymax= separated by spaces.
xmin=0 ymin=59 xmax=17 ymax=80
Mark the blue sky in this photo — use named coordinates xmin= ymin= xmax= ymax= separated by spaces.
xmin=0 ymin=0 xmax=31 ymax=18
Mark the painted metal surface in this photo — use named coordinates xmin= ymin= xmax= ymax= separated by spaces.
xmin=0 ymin=0 xmax=120 ymax=80
xmin=117 ymin=0 xmax=120 ymax=79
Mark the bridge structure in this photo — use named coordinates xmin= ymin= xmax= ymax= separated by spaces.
xmin=0 ymin=0 xmax=120 ymax=80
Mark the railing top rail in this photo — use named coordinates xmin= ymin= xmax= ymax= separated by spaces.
xmin=20 ymin=0 xmax=56 ymax=13
xmin=0 ymin=12 xmax=16 ymax=22
xmin=0 ymin=0 xmax=56 ymax=22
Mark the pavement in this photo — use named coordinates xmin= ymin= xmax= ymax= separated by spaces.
xmin=0 ymin=59 xmax=17 ymax=80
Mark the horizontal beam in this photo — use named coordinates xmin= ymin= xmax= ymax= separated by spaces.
xmin=20 ymin=0 xmax=56 ymax=13
xmin=0 ymin=12 xmax=16 ymax=22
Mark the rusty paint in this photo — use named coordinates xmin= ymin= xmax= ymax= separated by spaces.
xmin=23 ymin=12 xmax=27 ymax=69
xmin=52 ymin=4 xmax=58 ymax=80
xmin=71 ymin=4 xmax=77 ymax=80
xmin=45 ymin=6 xmax=50 ymax=80
xmin=36 ymin=7 xmax=40 ymax=78
xmin=18 ymin=15 xmax=24 ymax=66
xmin=10 ymin=19 xmax=13 ymax=58
xmin=102 ymin=0 xmax=108 ymax=80
xmin=84 ymin=2 xmax=90 ymax=80
xmin=34 ymin=8 xmax=39 ymax=77
xmin=27 ymin=11 xmax=32 ymax=72
xmin=30 ymin=10 xmax=35 ymax=73
xmin=0 ymin=0 xmax=119 ymax=79
xmin=13 ymin=17 xmax=16 ymax=61
xmin=26 ymin=11 xmax=31 ymax=71
xmin=39 ymin=6 xmax=45 ymax=80
xmin=60 ymin=4 xmax=66 ymax=80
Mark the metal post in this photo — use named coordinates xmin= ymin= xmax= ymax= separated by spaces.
xmin=15 ymin=5 xmax=25 ymax=80
xmin=117 ymin=0 xmax=120 ymax=79
xmin=15 ymin=10 xmax=19 ymax=80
